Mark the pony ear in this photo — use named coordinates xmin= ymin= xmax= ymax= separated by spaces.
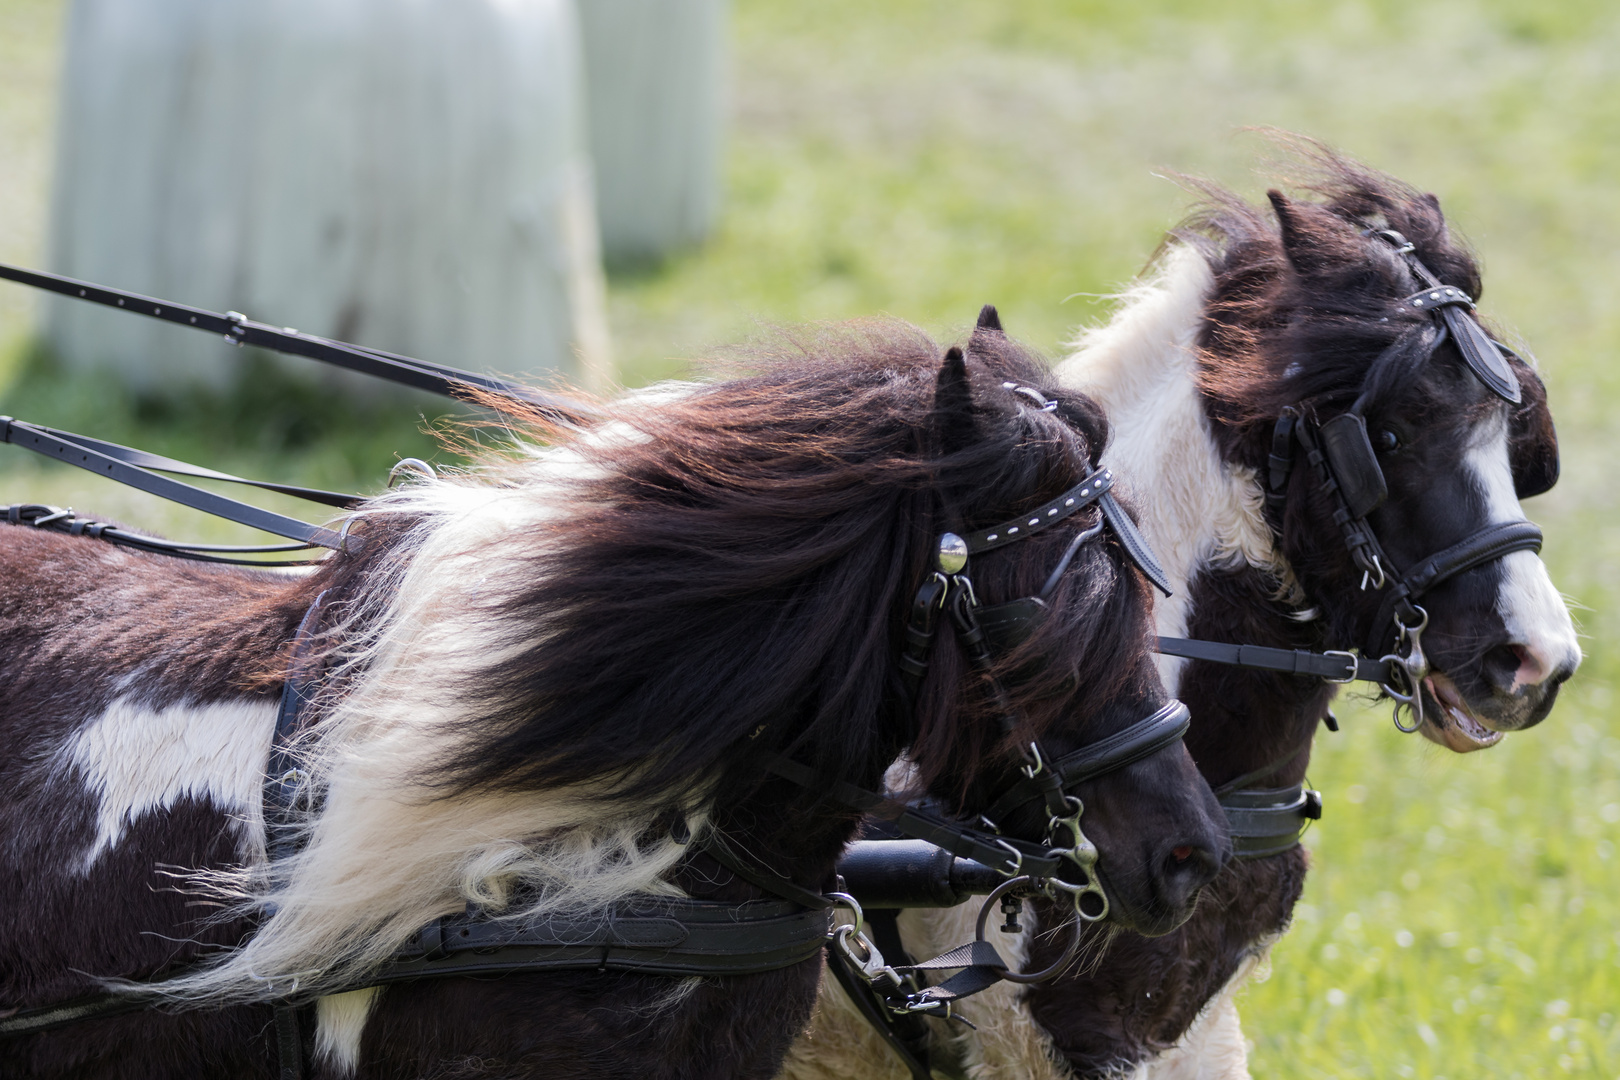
xmin=1509 ymin=362 xmax=1560 ymax=498
xmin=975 ymin=304 xmax=1003 ymax=333
xmin=1268 ymin=189 xmax=1328 ymax=277
xmin=932 ymin=346 xmax=977 ymax=454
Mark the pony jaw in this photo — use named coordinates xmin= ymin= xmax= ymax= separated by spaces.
xmin=1420 ymin=673 xmax=1505 ymax=753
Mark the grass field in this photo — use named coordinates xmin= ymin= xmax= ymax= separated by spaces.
xmin=1 ymin=1 xmax=1617 ymax=1076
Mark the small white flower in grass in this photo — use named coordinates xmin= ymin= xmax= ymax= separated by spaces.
xmin=1416 ymin=1023 xmax=1438 ymax=1049
xmin=1326 ymin=988 xmax=1347 ymax=1006
xmin=1547 ymin=999 xmax=1572 ymax=1018
xmin=1401 ymin=870 xmax=1421 ymax=890
xmin=1600 ymin=803 xmax=1620 ymax=824
xmin=1396 ymin=929 xmax=1414 ymax=948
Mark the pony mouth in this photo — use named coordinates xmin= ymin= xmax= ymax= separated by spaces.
xmin=1421 ymin=674 xmax=1505 ymax=753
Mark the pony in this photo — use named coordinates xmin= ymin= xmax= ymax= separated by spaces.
xmin=777 ymin=146 xmax=1578 ymax=1080
xmin=0 ymin=322 xmax=1227 ymax=1078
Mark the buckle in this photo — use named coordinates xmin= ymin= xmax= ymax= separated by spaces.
xmin=1322 ymin=650 xmax=1358 ymax=684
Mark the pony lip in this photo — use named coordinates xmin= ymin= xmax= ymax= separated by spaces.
xmin=1422 ymin=674 xmax=1506 ymax=753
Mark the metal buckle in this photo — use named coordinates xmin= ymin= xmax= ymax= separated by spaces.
xmin=1322 ymin=649 xmax=1359 ymax=684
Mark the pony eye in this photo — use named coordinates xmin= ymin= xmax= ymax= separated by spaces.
xmin=1374 ymin=429 xmax=1401 ymax=453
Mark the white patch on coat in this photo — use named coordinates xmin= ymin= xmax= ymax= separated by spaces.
xmin=1465 ymin=412 xmax=1581 ymax=683
xmin=60 ymin=696 xmax=278 ymax=870
xmin=315 ymin=987 xmax=381 ymax=1075
xmin=1054 ymin=243 xmax=1296 ymax=693
xmin=1137 ymin=952 xmax=1269 ymax=1080
xmin=141 ymin=428 xmax=707 ymax=1005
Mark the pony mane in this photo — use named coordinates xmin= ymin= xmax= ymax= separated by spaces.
xmin=150 ymin=318 xmax=1146 ymax=1002
xmin=1168 ymin=139 xmax=1492 ymax=435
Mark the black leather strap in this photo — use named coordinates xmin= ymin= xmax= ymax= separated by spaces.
xmin=978 ymin=701 xmax=1190 ymax=830
xmin=1099 ymin=491 xmax=1173 ymax=596
xmin=766 ymin=757 xmax=1066 ymax=881
xmin=824 ymin=943 xmax=933 ymax=1080
xmin=0 ymin=261 xmax=603 ymax=423
xmin=1047 ymin=700 xmax=1191 ymax=787
xmin=1219 ymin=784 xmax=1322 ymax=858
xmin=961 ymin=469 xmax=1113 ymax=554
xmin=375 ymin=898 xmax=831 ymax=982
xmin=1367 ymin=520 xmax=1543 ymax=657
xmin=1157 ymin=635 xmax=1391 ymax=684
xmin=1 ymin=417 xmax=351 ymax=553
xmin=265 ymin=594 xmax=330 ymax=866
xmin=273 ymin=1005 xmax=305 ymax=1080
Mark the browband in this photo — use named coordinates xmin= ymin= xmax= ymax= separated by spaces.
xmin=962 ymin=468 xmax=1172 ymax=597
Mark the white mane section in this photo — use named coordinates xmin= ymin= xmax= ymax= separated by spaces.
xmin=62 ymin=696 xmax=278 ymax=871
xmin=1055 ymin=243 xmax=1298 ymax=685
xmin=148 ymin=417 xmax=708 ymax=1006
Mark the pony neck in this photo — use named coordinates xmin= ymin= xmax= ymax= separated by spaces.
xmin=1055 ymin=243 xmax=1323 ymax=786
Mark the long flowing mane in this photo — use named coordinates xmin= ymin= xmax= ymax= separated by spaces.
xmin=144 ymin=319 xmax=1149 ymax=1003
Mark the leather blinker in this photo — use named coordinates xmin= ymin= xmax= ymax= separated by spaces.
xmin=1317 ymin=413 xmax=1388 ymax=520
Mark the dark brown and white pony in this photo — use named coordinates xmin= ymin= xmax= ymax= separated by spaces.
xmin=0 ymin=326 xmax=1226 ymax=1078
xmin=779 ymin=154 xmax=1578 ymax=1079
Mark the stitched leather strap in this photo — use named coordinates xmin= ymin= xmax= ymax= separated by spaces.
xmin=1157 ymin=636 xmax=1391 ymax=684
xmin=0 ymin=417 xmax=350 ymax=552
xmin=1367 ymin=520 xmax=1543 ymax=657
xmin=961 ymin=469 xmax=1113 ymax=553
xmin=0 ymin=260 xmax=602 ymax=422
xmin=376 ymin=898 xmax=831 ymax=982
xmin=1219 ymin=784 xmax=1322 ymax=858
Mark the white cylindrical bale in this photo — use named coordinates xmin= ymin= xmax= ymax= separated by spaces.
xmin=48 ymin=0 xmax=611 ymax=395
xmin=577 ymin=0 xmax=726 ymax=265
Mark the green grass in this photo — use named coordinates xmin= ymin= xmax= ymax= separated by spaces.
xmin=2 ymin=0 xmax=1619 ymax=1074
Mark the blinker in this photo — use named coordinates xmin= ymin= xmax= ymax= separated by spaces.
xmin=1318 ymin=413 xmax=1388 ymax=519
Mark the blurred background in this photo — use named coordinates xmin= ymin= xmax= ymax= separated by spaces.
xmin=1 ymin=0 xmax=1616 ymax=1075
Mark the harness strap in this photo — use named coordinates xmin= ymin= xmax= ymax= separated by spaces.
xmin=823 ymin=942 xmax=933 ymax=1080
xmin=1219 ymin=784 xmax=1322 ymax=858
xmin=697 ymin=830 xmax=834 ymax=910
xmin=0 ymin=261 xmax=603 ymax=423
xmin=978 ymin=701 xmax=1190 ymax=829
xmin=0 ymin=417 xmax=350 ymax=553
xmin=376 ymin=899 xmax=832 ymax=982
xmin=1156 ymin=635 xmax=1391 ymax=685
xmin=1365 ymin=520 xmax=1542 ymax=658
xmin=765 ymin=757 xmax=1065 ymax=881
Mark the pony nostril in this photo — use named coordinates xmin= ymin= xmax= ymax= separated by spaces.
xmin=1171 ymin=845 xmax=1193 ymax=862
xmin=1493 ymin=642 xmax=1567 ymax=693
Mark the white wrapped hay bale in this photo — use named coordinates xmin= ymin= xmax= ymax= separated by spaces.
xmin=47 ymin=0 xmax=611 ymax=395
xmin=577 ymin=0 xmax=726 ymax=265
